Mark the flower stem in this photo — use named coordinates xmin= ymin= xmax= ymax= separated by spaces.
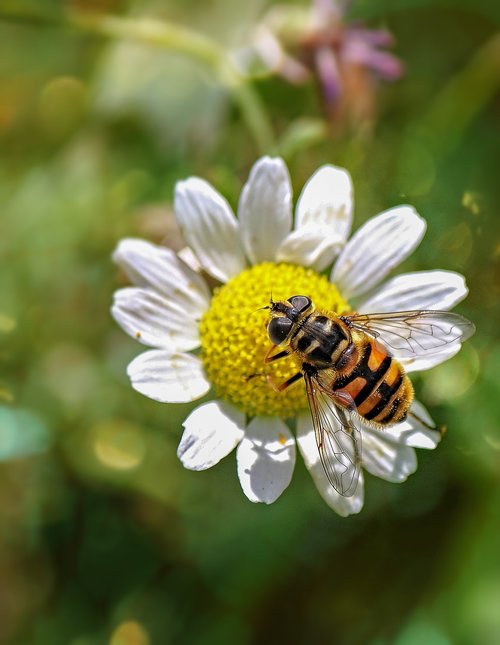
xmin=69 ymin=12 xmax=276 ymax=154
xmin=70 ymin=12 xmax=223 ymax=69
xmin=1 ymin=9 xmax=276 ymax=153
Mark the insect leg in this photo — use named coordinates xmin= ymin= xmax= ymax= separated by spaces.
xmin=272 ymin=371 xmax=303 ymax=392
xmin=264 ymin=345 xmax=290 ymax=364
xmin=330 ymin=390 xmax=357 ymax=412
xmin=244 ymin=369 xmax=301 ymax=390
xmin=264 ymin=371 xmax=303 ymax=393
xmin=313 ymin=376 xmax=357 ymax=413
xmin=262 ymin=344 xmax=303 ymax=391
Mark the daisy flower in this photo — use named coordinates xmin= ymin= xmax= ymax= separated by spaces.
xmin=111 ymin=156 xmax=470 ymax=516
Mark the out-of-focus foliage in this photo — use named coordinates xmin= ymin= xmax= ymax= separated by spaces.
xmin=0 ymin=0 xmax=499 ymax=643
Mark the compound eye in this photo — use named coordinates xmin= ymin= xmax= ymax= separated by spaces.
xmin=267 ymin=317 xmax=293 ymax=345
xmin=289 ymin=295 xmax=311 ymax=313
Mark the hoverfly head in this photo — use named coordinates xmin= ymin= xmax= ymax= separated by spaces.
xmin=267 ymin=295 xmax=313 ymax=345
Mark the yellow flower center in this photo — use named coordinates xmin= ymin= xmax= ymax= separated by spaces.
xmin=199 ymin=262 xmax=349 ymax=418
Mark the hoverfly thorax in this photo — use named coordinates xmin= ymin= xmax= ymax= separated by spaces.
xmin=267 ymin=295 xmax=313 ymax=346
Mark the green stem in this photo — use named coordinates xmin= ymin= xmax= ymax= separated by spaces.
xmin=70 ymin=12 xmax=224 ymax=68
xmin=70 ymin=12 xmax=276 ymax=154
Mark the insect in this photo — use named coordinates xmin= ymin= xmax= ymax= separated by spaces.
xmin=265 ymin=295 xmax=475 ymax=497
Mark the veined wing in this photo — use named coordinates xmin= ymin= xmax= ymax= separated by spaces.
xmin=303 ymin=370 xmax=362 ymax=497
xmin=343 ymin=310 xmax=475 ymax=358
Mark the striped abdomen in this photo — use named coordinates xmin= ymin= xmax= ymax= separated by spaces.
xmin=331 ymin=337 xmax=414 ymax=426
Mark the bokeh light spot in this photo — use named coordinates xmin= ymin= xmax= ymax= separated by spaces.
xmin=109 ymin=621 xmax=150 ymax=645
xmin=93 ymin=420 xmax=147 ymax=471
xmin=462 ymin=191 xmax=482 ymax=216
xmin=421 ymin=344 xmax=479 ymax=404
xmin=39 ymin=343 xmax=98 ymax=407
xmin=0 ymin=313 xmax=16 ymax=333
xmin=0 ymin=407 xmax=51 ymax=460
xmin=436 ymin=222 xmax=473 ymax=264
xmin=37 ymin=76 xmax=87 ymax=140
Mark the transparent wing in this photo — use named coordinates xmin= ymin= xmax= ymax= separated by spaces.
xmin=303 ymin=370 xmax=362 ymax=497
xmin=344 ymin=310 xmax=475 ymax=358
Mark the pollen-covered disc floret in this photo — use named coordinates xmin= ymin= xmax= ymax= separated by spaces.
xmin=200 ymin=262 xmax=348 ymax=418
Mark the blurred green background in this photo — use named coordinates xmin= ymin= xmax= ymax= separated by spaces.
xmin=1 ymin=0 xmax=499 ymax=643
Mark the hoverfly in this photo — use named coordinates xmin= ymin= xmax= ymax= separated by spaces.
xmin=266 ymin=295 xmax=475 ymax=496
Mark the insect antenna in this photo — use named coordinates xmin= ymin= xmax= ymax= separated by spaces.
xmin=254 ymin=289 xmax=275 ymax=313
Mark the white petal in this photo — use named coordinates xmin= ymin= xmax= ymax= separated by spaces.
xmin=126 ymin=350 xmax=210 ymax=403
xmin=277 ymin=165 xmax=353 ymax=271
xmin=362 ymin=426 xmax=418 ymax=483
xmin=383 ymin=400 xmax=441 ymax=449
xmin=174 ymin=178 xmax=247 ymax=282
xmin=177 ymin=246 xmax=202 ymax=273
xmin=296 ymin=165 xmax=353 ymax=235
xmin=112 ymin=287 xmax=199 ymax=351
xmin=358 ymin=271 xmax=468 ymax=313
xmin=277 ymin=225 xmax=344 ymax=271
xmin=238 ymin=157 xmax=292 ymax=264
xmin=296 ymin=413 xmax=364 ymax=516
xmin=178 ymin=401 xmax=245 ymax=470
xmin=332 ymin=206 xmax=426 ymax=298
xmin=112 ymin=238 xmax=210 ymax=317
xmin=277 ymin=165 xmax=353 ymax=270
xmin=236 ymin=416 xmax=295 ymax=504
xmin=401 ymin=342 xmax=461 ymax=373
